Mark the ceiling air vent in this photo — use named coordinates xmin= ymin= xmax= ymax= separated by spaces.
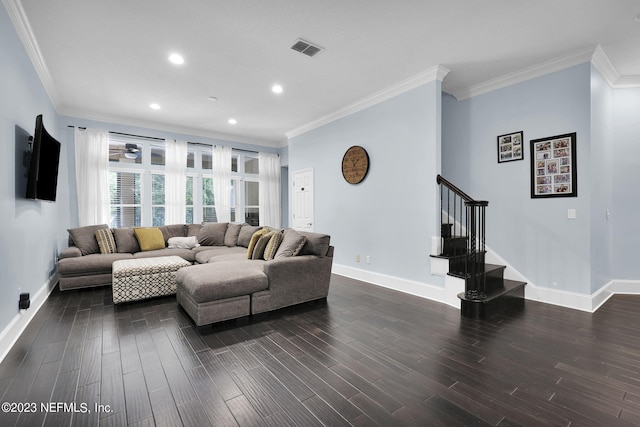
xmin=291 ymin=39 xmax=323 ymax=57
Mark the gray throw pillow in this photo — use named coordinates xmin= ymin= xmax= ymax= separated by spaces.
xmin=252 ymin=231 xmax=275 ymax=260
xmin=198 ymin=222 xmax=229 ymax=246
xmin=186 ymin=223 xmax=202 ymax=237
xmin=224 ymin=223 xmax=243 ymax=247
xmin=158 ymin=224 xmax=186 ymax=244
xmin=237 ymin=225 xmax=262 ymax=248
xmin=113 ymin=228 xmax=141 ymax=253
xmin=67 ymin=224 xmax=108 ymax=255
xmin=298 ymin=231 xmax=331 ymax=257
xmin=274 ymin=229 xmax=307 ymax=259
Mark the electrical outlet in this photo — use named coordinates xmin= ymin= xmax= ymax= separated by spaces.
xmin=366 ymin=256 xmax=371 ymax=264
xmin=355 ymin=255 xmax=360 ymax=262
xmin=19 ymin=293 xmax=30 ymax=310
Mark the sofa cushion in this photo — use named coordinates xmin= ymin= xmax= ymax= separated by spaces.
xmin=237 ymin=225 xmax=262 ymax=248
xmin=195 ymin=246 xmax=247 ymax=264
xmin=68 ymin=224 xmax=108 ymax=255
xmin=113 ymin=228 xmax=141 ymax=253
xmin=95 ymin=229 xmax=117 ymax=254
xmin=186 ymin=223 xmax=201 ymax=237
xmin=263 ymin=230 xmax=284 ymax=261
xmin=274 ymin=229 xmax=307 ymax=259
xmin=247 ymin=228 xmax=271 ymax=258
xmin=298 ymin=231 xmax=331 ymax=257
xmin=132 ymin=248 xmax=195 ymax=263
xmin=224 ymin=223 xmax=243 ymax=247
xmin=176 ymin=263 xmax=268 ymax=303
xmin=134 ymin=227 xmax=166 ymax=251
xmin=198 ymin=222 xmax=228 ymax=246
xmin=158 ymin=224 xmax=186 ymax=243
xmin=58 ymin=253 xmax=134 ymax=276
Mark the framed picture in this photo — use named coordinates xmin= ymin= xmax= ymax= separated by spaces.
xmin=530 ymin=132 xmax=577 ymax=198
xmin=497 ymin=131 xmax=524 ymax=163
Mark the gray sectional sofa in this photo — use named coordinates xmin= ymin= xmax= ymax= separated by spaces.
xmin=57 ymin=222 xmax=334 ymax=325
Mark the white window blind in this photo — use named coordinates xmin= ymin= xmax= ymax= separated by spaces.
xmin=109 ymin=170 xmax=142 ymax=228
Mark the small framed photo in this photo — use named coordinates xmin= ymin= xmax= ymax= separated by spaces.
xmin=497 ymin=131 xmax=524 ymax=163
xmin=530 ymin=132 xmax=577 ymax=198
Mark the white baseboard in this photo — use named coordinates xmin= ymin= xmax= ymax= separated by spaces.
xmin=334 ymin=260 xmax=640 ymax=315
xmin=0 ymin=274 xmax=57 ymax=364
xmin=332 ymin=264 xmax=448 ymax=305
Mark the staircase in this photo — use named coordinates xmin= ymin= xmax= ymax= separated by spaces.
xmin=436 ymin=175 xmax=526 ymax=319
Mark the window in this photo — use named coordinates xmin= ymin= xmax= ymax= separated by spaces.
xmin=151 ymin=174 xmax=165 ymax=226
xmin=109 ymin=170 xmax=142 ymax=228
xmin=231 ymin=152 xmax=260 ymax=226
xmin=107 ymin=134 xmax=262 ymax=227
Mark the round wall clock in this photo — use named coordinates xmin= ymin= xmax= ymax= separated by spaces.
xmin=341 ymin=145 xmax=370 ymax=184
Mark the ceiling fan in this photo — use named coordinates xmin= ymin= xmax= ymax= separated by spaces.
xmin=109 ymin=143 xmax=140 ymax=160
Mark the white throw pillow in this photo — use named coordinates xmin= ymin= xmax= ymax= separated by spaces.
xmin=167 ymin=236 xmax=200 ymax=249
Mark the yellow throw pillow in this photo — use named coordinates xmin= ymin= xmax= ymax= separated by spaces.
xmin=134 ymin=227 xmax=165 ymax=252
xmin=246 ymin=228 xmax=270 ymax=259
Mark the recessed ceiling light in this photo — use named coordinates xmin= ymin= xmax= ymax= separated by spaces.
xmin=272 ymin=84 xmax=283 ymax=94
xmin=149 ymin=103 xmax=161 ymax=110
xmin=228 ymin=118 xmax=237 ymax=125
xmin=168 ymin=53 xmax=184 ymax=65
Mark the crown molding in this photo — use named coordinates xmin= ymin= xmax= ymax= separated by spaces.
xmin=451 ymin=46 xmax=597 ymax=100
xmin=286 ymin=65 xmax=450 ymax=139
xmin=591 ymin=45 xmax=640 ymax=88
xmin=3 ymin=0 xmax=60 ymax=107
xmin=59 ymin=107 xmax=283 ymax=149
xmin=591 ymin=45 xmax=619 ymax=86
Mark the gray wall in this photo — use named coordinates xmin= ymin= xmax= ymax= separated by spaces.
xmin=0 ymin=5 xmax=71 ymax=330
xmin=289 ymin=81 xmax=443 ymax=285
xmin=612 ymin=87 xmax=640 ymax=280
xmin=442 ymin=64 xmax=594 ymax=294
xmin=589 ymin=65 xmax=614 ymax=292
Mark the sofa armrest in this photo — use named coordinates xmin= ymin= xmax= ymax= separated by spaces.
xmin=262 ymin=254 xmax=333 ymax=301
xmin=59 ymin=246 xmax=82 ymax=260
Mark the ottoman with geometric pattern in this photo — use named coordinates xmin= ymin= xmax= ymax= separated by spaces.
xmin=112 ymin=256 xmax=191 ymax=304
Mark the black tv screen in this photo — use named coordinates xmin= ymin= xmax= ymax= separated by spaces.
xmin=25 ymin=114 xmax=61 ymax=202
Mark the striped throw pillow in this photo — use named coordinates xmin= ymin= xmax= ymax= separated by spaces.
xmin=263 ymin=230 xmax=284 ymax=260
xmin=95 ymin=229 xmax=117 ymax=254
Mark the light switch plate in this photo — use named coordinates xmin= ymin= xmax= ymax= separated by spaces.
xmin=568 ymin=208 xmax=576 ymax=219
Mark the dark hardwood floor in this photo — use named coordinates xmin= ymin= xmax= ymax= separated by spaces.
xmin=2 ymin=275 xmax=640 ymax=426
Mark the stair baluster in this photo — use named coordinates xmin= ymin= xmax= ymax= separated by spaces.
xmin=436 ymin=175 xmax=525 ymax=319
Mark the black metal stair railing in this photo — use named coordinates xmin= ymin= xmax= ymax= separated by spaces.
xmin=436 ymin=175 xmax=489 ymax=300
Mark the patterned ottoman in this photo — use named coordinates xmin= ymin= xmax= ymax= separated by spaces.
xmin=112 ymin=256 xmax=191 ymax=304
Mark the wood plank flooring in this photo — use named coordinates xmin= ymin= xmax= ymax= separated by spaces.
xmin=1 ymin=274 xmax=640 ymax=426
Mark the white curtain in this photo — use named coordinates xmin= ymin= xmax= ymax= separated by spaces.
xmin=212 ymin=145 xmax=232 ymax=222
xmin=164 ymin=139 xmax=188 ymax=225
xmin=259 ymin=152 xmax=281 ymax=228
xmin=74 ymin=128 xmax=110 ymax=226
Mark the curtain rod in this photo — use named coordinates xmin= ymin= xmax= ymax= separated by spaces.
xmin=67 ymin=125 xmax=264 ymax=154
xmin=67 ymin=126 xmax=164 ymax=141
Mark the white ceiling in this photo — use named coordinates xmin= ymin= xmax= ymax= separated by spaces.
xmin=9 ymin=0 xmax=640 ymax=147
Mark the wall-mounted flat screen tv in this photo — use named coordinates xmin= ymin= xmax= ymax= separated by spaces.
xmin=25 ymin=114 xmax=61 ymax=202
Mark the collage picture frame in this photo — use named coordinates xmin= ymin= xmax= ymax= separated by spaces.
xmin=529 ymin=132 xmax=577 ymax=198
xmin=497 ymin=131 xmax=524 ymax=163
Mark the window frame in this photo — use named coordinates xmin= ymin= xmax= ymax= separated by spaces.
xmin=107 ymin=134 xmax=262 ymax=227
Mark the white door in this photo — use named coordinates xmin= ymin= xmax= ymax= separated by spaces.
xmin=292 ymin=169 xmax=314 ymax=231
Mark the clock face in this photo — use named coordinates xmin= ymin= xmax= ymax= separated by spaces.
xmin=341 ymin=146 xmax=369 ymax=184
